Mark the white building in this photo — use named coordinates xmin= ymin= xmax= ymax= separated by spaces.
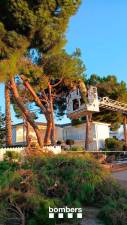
xmin=63 ymin=122 xmax=110 ymax=150
xmin=110 ymin=125 xmax=126 ymax=140
xmin=12 ymin=122 xmax=63 ymax=146
xmin=12 ymin=121 xmax=110 ymax=151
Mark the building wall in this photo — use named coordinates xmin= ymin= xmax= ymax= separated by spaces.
xmin=63 ymin=122 xmax=110 ymax=150
xmin=12 ymin=126 xmax=16 ymax=145
xmin=12 ymin=122 xmax=110 ymax=150
xmin=110 ymin=125 xmax=126 ymax=140
xmin=12 ymin=124 xmax=63 ymax=146
xmin=95 ymin=123 xmax=110 ymax=149
xmin=12 ymin=124 xmax=27 ymax=146
xmin=56 ymin=126 xmax=63 ymax=141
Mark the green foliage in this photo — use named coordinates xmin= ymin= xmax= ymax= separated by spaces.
xmin=105 ymin=138 xmax=124 ymax=151
xmin=0 ymin=154 xmax=107 ymax=224
xmin=87 ymin=74 xmax=127 ymax=129
xmin=0 ymin=154 xmax=127 ymax=224
xmin=0 ymin=111 xmax=5 ymax=147
xmin=72 ymin=117 xmax=86 ymax=126
xmin=0 ymin=50 xmax=28 ymax=82
xmin=0 ymin=0 xmax=81 ymax=58
xmin=99 ymin=197 xmax=127 ymax=225
xmin=28 ymin=154 xmax=108 ymax=205
xmin=0 ymin=0 xmax=81 ymax=82
xmin=4 ymin=151 xmax=21 ymax=162
xmin=41 ymin=50 xmax=85 ymax=82
xmin=69 ymin=146 xmax=84 ymax=151
xmin=95 ymin=175 xmax=127 ymax=225
xmin=14 ymin=49 xmax=86 ymax=121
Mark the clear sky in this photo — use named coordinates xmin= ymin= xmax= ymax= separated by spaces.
xmin=66 ymin=0 xmax=127 ymax=81
xmin=0 ymin=0 xmax=127 ymax=124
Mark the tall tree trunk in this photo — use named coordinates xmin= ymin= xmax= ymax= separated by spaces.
xmin=5 ymin=83 xmax=12 ymax=146
xmin=21 ymin=76 xmax=57 ymax=145
xmin=51 ymin=111 xmax=56 ymax=145
xmin=49 ymin=85 xmax=56 ymax=145
xmin=85 ymin=113 xmax=92 ymax=151
xmin=50 ymin=97 xmax=56 ymax=145
xmin=21 ymin=76 xmax=47 ymax=114
xmin=10 ymin=77 xmax=43 ymax=148
xmin=24 ymin=119 xmax=31 ymax=146
xmin=21 ymin=76 xmax=53 ymax=145
xmin=44 ymin=115 xmax=52 ymax=145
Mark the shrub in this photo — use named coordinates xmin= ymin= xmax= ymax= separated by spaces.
xmin=28 ymin=154 xmax=108 ymax=205
xmin=99 ymin=197 xmax=127 ymax=225
xmin=4 ymin=151 xmax=21 ymax=162
xmin=0 ymin=154 xmax=127 ymax=225
xmin=105 ymin=138 xmax=124 ymax=151
xmin=57 ymin=140 xmax=62 ymax=145
xmin=69 ymin=146 xmax=84 ymax=151
xmin=66 ymin=139 xmax=74 ymax=148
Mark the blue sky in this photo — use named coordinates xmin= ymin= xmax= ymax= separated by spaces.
xmin=66 ymin=0 xmax=127 ymax=81
xmin=0 ymin=0 xmax=127 ymax=124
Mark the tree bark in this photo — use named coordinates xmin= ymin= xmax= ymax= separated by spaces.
xmin=24 ymin=119 xmax=31 ymax=146
xmin=44 ymin=116 xmax=52 ymax=145
xmin=48 ymin=84 xmax=56 ymax=145
xmin=51 ymin=112 xmax=56 ymax=145
xmin=5 ymin=83 xmax=12 ymax=146
xmin=21 ymin=75 xmax=47 ymax=114
xmin=21 ymin=76 xmax=57 ymax=145
xmin=10 ymin=77 xmax=43 ymax=148
xmin=21 ymin=76 xmax=54 ymax=145
xmin=85 ymin=113 xmax=92 ymax=151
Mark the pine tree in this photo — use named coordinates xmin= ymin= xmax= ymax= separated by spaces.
xmin=87 ymin=74 xmax=127 ymax=130
xmin=0 ymin=110 xmax=5 ymax=147
xmin=5 ymin=83 xmax=12 ymax=146
xmin=17 ymin=50 xmax=86 ymax=145
xmin=0 ymin=0 xmax=82 ymax=147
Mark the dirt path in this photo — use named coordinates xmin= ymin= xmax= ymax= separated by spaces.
xmin=80 ymin=207 xmax=103 ymax=225
xmin=59 ymin=207 xmax=104 ymax=225
xmin=112 ymin=170 xmax=127 ymax=188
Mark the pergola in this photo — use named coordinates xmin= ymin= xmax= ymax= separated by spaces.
xmin=67 ymin=87 xmax=127 ymax=151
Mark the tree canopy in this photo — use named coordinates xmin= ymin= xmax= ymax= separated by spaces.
xmin=0 ymin=0 xmax=81 ymax=60
xmin=87 ymin=74 xmax=127 ymax=129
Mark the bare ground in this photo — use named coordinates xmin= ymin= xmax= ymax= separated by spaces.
xmin=59 ymin=207 xmax=104 ymax=225
xmin=80 ymin=208 xmax=103 ymax=225
xmin=112 ymin=169 xmax=127 ymax=188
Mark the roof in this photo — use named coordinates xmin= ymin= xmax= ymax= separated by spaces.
xmin=12 ymin=122 xmax=63 ymax=128
xmin=12 ymin=121 xmax=110 ymax=128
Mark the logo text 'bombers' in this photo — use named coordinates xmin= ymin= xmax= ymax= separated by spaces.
xmin=49 ymin=206 xmax=82 ymax=219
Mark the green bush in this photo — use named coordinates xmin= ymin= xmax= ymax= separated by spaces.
xmin=0 ymin=154 xmax=105 ymax=224
xmin=4 ymin=151 xmax=21 ymax=162
xmin=99 ymin=197 xmax=127 ymax=225
xmin=0 ymin=153 xmax=126 ymax=225
xmin=56 ymin=140 xmax=62 ymax=145
xmin=105 ymin=138 xmax=124 ymax=151
xmin=96 ymin=176 xmax=127 ymax=225
xmin=66 ymin=139 xmax=74 ymax=147
xmin=69 ymin=146 xmax=84 ymax=151
xmin=27 ymin=154 xmax=103 ymax=205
